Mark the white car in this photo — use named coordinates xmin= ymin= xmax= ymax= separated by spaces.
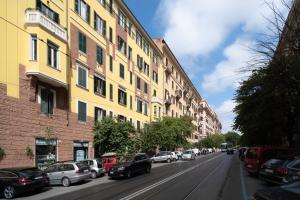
xmin=171 ymin=152 xmax=178 ymax=161
xmin=151 ymin=151 xmax=173 ymax=163
xmin=208 ymin=148 xmax=213 ymax=153
xmin=175 ymin=151 xmax=183 ymax=159
xmin=182 ymin=150 xmax=196 ymax=160
xmin=192 ymin=148 xmax=200 ymax=156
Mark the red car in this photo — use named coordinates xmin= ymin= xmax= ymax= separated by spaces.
xmin=244 ymin=147 xmax=298 ymax=175
xmin=101 ymin=152 xmax=118 ymax=173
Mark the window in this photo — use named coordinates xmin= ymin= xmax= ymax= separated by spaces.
xmin=95 ymin=107 xmax=106 ymax=122
xmin=128 ymin=23 xmax=132 ymax=36
xmin=143 ymin=40 xmax=149 ymax=55
xmin=109 ymin=55 xmax=113 ymax=72
xmin=159 ymin=107 xmax=161 ymax=117
xmin=77 ymin=63 xmax=88 ymax=88
xmin=130 ymin=71 xmax=133 ymax=84
xmin=109 ymin=111 xmax=113 ymax=118
xmin=37 ymin=0 xmax=59 ymax=23
xmin=136 ymin=32 xmax=142 ymax=48
xmin=136 ymin=98 xmax=142 ymax=113
xmin=75 ymin=0 xmax=90 ymax=23
xmin=109 ymin=27 xmax=113 ymax=43
xmin=78 ymin=101 xmax=87 ymax=122
xmin=47 ymin=41 xmax=59 ymax=69
xmin=109 ymin=84 xmax=113 ymax=101
xmin=94 ymin=75 xmax=106 ymax=96
xmin=30 ymin=35 xmax=37 ymax=61
xmin=136 ymin=120 xmax=141 ymax=132
xmin=172 ymin=81 xmax=174 ymax=89
xmin=40 ymin=88 xmax=54 ymax=115
xmin=117 ymin=36 xmax=127 ymax=55
xmin=109 ymin=0 xmax=113 ymax=14
xmin=144 ymin=62 xmax=149 ymax=76
xmin=137 ymin=55 xmax=143 ymax=70
xmin=130 ymin=95 xmax=132 ymax=110
xmin=119 ymin=64 xmax=125 ymax=79
xmin=128 ymin=46 xmax=132 ymax=60
xmin=153 ymin=71 xmax=158 ymax=84
xmin=118 ymin=115 xmax=126 ymax=122
xmin=136 ymin=76 xmax=141 ymax=90
xmin=154 ymin=105 xmax=157 ymax=116
xmin=144 ymin=82 xmax=148 ymax=94
xmin=153 ymin=89 xmax=157 ymax=97
xmin=118 ymin=89 xmax=127 ymax=106
xmin=96 ymin=46 xmax=103 ymax=65
xmin=99 ymin=0 xmax=106 ymax=7
xmin=79 ymin=32 xmax=86 ymax=53
xmin=118 ymin=10 xmax=126 ymax=29
xmin=144 ymin=102 xmax=148 ymax=115
xmin=94 ymin=13 xmax=106 ymax=37
xmin=153 ymin=52 xmax=158 ymax=65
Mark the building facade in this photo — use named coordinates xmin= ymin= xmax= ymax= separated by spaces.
xmin=0 ymin=0 xmax=220 ymax=168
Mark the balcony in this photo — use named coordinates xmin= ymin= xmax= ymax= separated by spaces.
xmin=175 ymin=90 xmax=182 ymax=99
xmin=164 ymin=95 xmax=172 ymax=106
xmin=183 ymin=85 xmax=189 ymax=95
xmin=165 ymin=65 xmax=172 ymax=74
xmin=25 ymin=10 xmax=67 ymax=41
xmin=152 ymin=96 xmax=163 ymax=105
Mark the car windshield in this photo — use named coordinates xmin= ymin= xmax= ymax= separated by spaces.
xmin=183 ymin=151 xmax=192 ymax=154
xmin=117 ymin=156 xmax=134 ymax=163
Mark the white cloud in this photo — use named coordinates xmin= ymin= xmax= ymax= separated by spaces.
xmin=201 ymin=39 xmax=253 ymax=93
xmin=157 ymin=0 xmax=288 ymax=57
xmin=215 ymin=99 xmax=236 ymax=133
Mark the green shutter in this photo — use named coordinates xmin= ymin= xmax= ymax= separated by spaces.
xmin=118 ymin=90 xmax=121 ymax=103
xmin=102 ymin=80 xmax=106 ymax=96
xmin=48 ymin=91 xmax=54 ymax=114
xmin=124 ymin=92 xmax=127 ymax=105
xmin=78 ymin=101 xmax=86 ymax=122
xmin=87 ymin=4 xmax=90 ymax=23
xmin=41 ymin=89 xmax=48 ymax=114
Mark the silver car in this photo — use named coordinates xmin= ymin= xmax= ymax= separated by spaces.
xmin=79 ymin=159 xmax=106 ymax=178
xmin=44 ymin=161 xmax=91 ymax=187
xmin=182 ymin=150 xmax=196 ymax=160
xmin=151 ymin=151 xmax=173 ymax=163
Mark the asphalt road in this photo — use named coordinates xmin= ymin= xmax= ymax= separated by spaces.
xmin=45 ymin=152 xmax=235 ymax=200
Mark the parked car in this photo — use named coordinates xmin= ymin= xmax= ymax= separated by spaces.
xmin=208 ymin=148 xmax=213 ymax=154
xmin=285 ymin=157 xmax=300 ymax=183
xmin=44 ymin=161 xmax=91 ymax=187
xmin=79 ymin=159 xmax=105 ymax=178
xmin=250 ymin=181 xmax=300 ymax=200
xmin=175 ymin=151 xmax=183 ymax=160
xmin=244 ymin=147 xmax=298 ymax=175
xmin=200 ymin=148 xmax=208 ymax=155
xmin=0 ymin=167 xmax=49 ymax=199
xmin=259 ymin=158 xmax=293 ymax=185
xmin=171 ymin=152 xmax=178 ymax=161
xmin=182 ymin=150 xmax=196 ymax=160
xmin=108 ymin=153 xmax=151 ymax=179
xmin=192 ymin=148 xmax=200 ymax=155
xmin=101 ymin=152 xmax=118 ymax=173
xmin=151 ymin=151 xmax=173 ymax=163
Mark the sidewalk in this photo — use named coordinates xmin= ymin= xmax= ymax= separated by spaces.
xmin=219 ymin=153 xmax=269 ymax=200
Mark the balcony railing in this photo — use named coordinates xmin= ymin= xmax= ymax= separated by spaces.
xmin=152 ymin=96 xmax=163 ymax=105
xmin=25 ymin=10 xmax=67 ymax=41
xmin=164 ymin=95 xmax=172 ymax=106
xmin=165 ymin=65 xmax=172 ymax=74
xmin=175 ymin=90 xmax=182 ymax=99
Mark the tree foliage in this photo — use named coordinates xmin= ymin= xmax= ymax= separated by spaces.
xmin=195 ymin=134 xmax=225 ymax=148
xmin=141 ymin=116 xmax=194 ymax=152
xmin=93 ymin=117 xmax=137 ymax=156
xmin=224 ymin=131 xmax=241 ymax=146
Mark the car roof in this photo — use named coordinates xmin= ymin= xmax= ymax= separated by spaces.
xmin=0 ymin=167 xmax=38 ymax=172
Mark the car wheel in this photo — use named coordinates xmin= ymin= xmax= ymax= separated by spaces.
xmin=126 ymin=170 xmax=132 ymax=179
xmin=145 ymin=165 xmax=151 ymax=174
xmin=62 ymin=177 xmax=71 ymax=187
xmin=91 ymin=171 xmax=97 ymax=179
xmin=167 ymin=159 xmax=171 ymax=163
xmin=3 ymin=186 xmax=16 ymax=199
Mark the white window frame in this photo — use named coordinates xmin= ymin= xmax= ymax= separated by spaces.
xmin=76 ymin=62 xmax=89 ymax=89
xmin=94 ymin=105 xmax=106 ymax=122
xmin=95 ymin=14 xmax=105 ymax=36
xmin=30 ymin=34 xmax=37 ymax=61
xmin=47 ymin=41 xmax=59 ymax=69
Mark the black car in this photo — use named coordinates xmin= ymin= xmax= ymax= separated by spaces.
xmin=259 ymin=158 xmax=293 ymax=185
xmin=108 ymin=153 xmax=151 ymax=179
xmin=286 ymin=157 xmax=300 ymax=183
xmin=0 ymin=167 xmax=49 ymax=199
xmin=251 ymin=181 xmax=300 ymax=200
xmin=227 ymin=148 xmax=234 ymax=154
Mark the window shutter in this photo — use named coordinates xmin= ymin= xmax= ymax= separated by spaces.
xmin=94 ymin=107 xmax=98 ymax=122
xmin=102 ymin=80 xmax=106 ymax=96
xmin=118 ymin=90 xmax=121 ymax=103
xmin=103 ymin=109 xmax=106 ymax=117
xmin=83 ymin=35 xmax=86 ymax=53
xmin=36 ymin=0 xmax=42 ymax=10
xmin=48 ymin=91 xmax=54 ymax=114
xmin=94 ymin=12 xmax=97 ymax=29
xmin=41 ymin=89 xmax=48 ymax=114
xmin=79 ymin=33 xmax=82 ymax=51
xmin=74 ymin=0 xmax=79 ymax=13
xmin=103 ymin=21 xmax=107 ymax=37
xmin=87 ymin=4 xmax=90 ymax=24
xmin=124 ymin=92 xmax=127 ymax=105
xmin=94 ymin=76 xmax=97 ymax=93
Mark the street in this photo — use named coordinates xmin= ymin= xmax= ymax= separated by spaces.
xmin=12 ymin=152 xmax=269 ymax=200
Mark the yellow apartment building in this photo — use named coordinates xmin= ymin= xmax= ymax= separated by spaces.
xmin=0 ymin=0 xmax=220 ymax=168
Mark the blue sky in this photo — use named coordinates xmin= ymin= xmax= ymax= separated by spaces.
xmin=125 ymin=0 xmax=289 ymax=132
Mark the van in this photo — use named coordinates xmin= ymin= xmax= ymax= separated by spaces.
xmin=244 ymin=147 xmax=297 ymax=175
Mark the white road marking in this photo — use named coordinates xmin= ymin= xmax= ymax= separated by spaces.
xmin=119 ymin=154 xmax=224 ymax=200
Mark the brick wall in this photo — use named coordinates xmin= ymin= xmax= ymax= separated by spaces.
xmin=0 ymin=65 xmax=94 ymax=168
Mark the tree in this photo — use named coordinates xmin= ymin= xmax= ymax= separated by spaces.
xmin=196 ymin=134 xmax=225 ymax=148
xmin=234 ymin=1 xmax=300 ymax=147
xmin=141 ymin=116 xmax=194 ymax=152
xmin=93 ymin=117 xmax=137 ymax=157
xmin=224 ymin=131 xmax=241 ymax=147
